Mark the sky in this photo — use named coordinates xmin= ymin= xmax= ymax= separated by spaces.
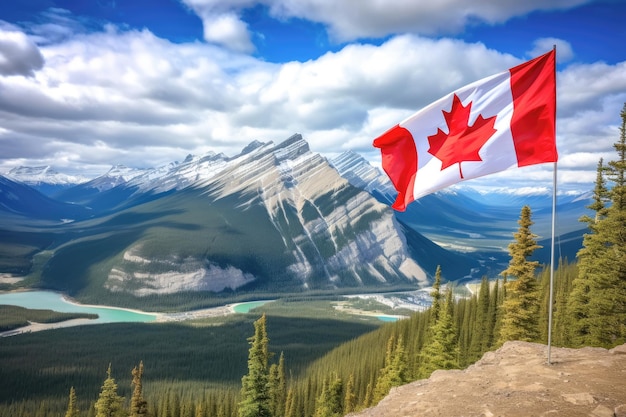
xmin=0 ymin=0 xmax=625 ymax=194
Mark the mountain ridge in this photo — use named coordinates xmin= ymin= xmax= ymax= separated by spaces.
xmin=1 ymin=134 xmax=455 ymax=307
xmin=0 ymin=133 xmax=591 ymax=307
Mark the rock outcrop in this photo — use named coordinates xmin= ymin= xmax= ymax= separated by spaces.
xmin=350 ymin=341 xmax=626 ymax=417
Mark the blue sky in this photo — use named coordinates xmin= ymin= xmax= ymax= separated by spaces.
xmin=0 ymin=0 xmax=625 ymax=194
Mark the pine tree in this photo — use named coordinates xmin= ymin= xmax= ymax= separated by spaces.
xmin=65 ymin=386 xmax=79 ymax=417
xmin=468 ymin=277 xmax=490 ymax=361
xmin=419 ymin=288 xmax=459 ymax=377
xmin=267 ymin=352 xmax=286 ymax=417
xmin=372 ymin=334 xmax=407 ymax=403
xmin=456 ymin=296 xmax=475 ymax=367
xmin=567 ymin=159 xmax=609 ymax=345
xmin=284 ymin=388 xmax=296 ymax=417
xmin=568 ymin=104 xmax=626 ymax=347
xmin=313 ymin=374 xmax=343 ymax=417
xmin=238 ymin=314 xmax=272 ymax=417
xmin=343 ymin=374 xmax=357 ymax=415
xmin=498 ymin=205 xmax=541 ymax=344
xmin=130 ymin=361 xmax=148 ymax=417
xmin=94 ymin=364 xmax=125 ymax=417
xmin=597 ymin=103 xmax=626 ymax=345
xmin=485 ymin=277 xmax=499 ymax=350
xmin=430 ymin=265 xmax=443 ymax=323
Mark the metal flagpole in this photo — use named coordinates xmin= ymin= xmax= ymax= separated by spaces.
xmin=547 ymin=44 xmax=557 ymax=365
xmin=547 ymin=161 xmax=557 ymax=365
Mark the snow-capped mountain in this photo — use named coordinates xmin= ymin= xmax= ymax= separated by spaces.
xmin=5 ymin=166 xmax=90 ymax=185
xmin=2 ymin=134 xmax=486 ymax=307
xmin=4 ymin=166 xmax=91 ymax=197
xmin=97 ymin=134 xmax=433 ymax=296
xmin=53 ymin=164 xmax=152 ymax=206
xmin=0 ymin=133 xmax=590 ymax=307
xmin=79 ymin=164 xmax=148 ymax=192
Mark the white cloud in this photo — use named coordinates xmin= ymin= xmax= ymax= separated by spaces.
xmin=181 ymin=0 xmax=592 ymax=51
xmin=0 ymin=11 xmax=624 ymax=196
xmin=528 ymin=38 xmax=574 ymax=62
xmin=0 ymin=25 xmax=44 ymax=77
xmin=181 ymin=0 xmax=255 ymax=52
xmin=201 ymin=12 xmax=255 ymax=53
xmin=266 ymin=0 xmax=591 ymax=41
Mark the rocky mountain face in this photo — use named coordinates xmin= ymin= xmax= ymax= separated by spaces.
xmin=4 ymin=166 xmax=90 ymax=196
xmin=101 ymin=134 xmax=429 ymax=296
xmin=351 ymin=341 xmax=626 ymax=417
xmin=331 ymin=150 xmax=591 ymax=268
xmin=1 ymin=134 xmax=452 ymax=302
xmin=0 ymin=133 xmax=591 ymax=303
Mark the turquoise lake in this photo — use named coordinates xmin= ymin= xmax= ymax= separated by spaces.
xmin=232 ymin=300 xmax=272 ymax=313
xmin=0 ymin=291 xmax=398 ymax=324
xmin=0 ymin=291 xmax=157 ymax=324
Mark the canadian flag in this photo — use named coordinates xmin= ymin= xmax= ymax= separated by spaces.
xmin=373 ymin=50 xmax=557 ymax=211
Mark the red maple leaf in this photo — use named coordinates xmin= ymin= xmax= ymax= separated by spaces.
xmin=427 ymin=94 xmax=497 ymax=179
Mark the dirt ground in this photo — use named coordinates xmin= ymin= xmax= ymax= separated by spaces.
xmin=349 ymin=341 xmax=626 ymax=417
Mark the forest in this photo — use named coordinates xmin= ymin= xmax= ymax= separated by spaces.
xmin=1 ymin=104 xmax=625 ymax=417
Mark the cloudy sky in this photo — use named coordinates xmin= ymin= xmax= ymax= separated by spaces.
xmin=0 ymin=0 xmax=625 ymax=194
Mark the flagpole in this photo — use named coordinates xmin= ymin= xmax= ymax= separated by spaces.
xmin=547 ymin=161 xmax=557 ymax=365
xmin=547 ymin=45 xmax=557 ymax=365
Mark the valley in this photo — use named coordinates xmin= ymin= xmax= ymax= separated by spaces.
xmin=0 ymin=133 xmax=594 ymax=417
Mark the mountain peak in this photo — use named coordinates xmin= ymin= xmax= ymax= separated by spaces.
xmin=5 ymin=165 xmax=90 ymax=186
xmin=274 ymin=133 xmax=309 ymax=162
xmin=241 ymin=140 xmax=268 ymax=155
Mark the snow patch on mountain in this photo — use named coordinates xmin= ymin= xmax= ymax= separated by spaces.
xmin=5 ymin=166 xmax=91 ymax=185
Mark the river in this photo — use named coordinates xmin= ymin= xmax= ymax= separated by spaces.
xmin=0 ymin=291 xmax=158 ymax=324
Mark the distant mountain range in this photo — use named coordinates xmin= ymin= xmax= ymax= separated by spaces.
xmin=0 ymin=134 xmax=590 ymax=307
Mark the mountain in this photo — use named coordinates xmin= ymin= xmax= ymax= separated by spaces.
xmin=54 ymin=165 xmax=149 ymax=206
xmin=331 ymin=151 xmax=591 ymax=268
xmin=0 ymin=135 xmax=590 ymax=306
xmin=0 ymin=175 xmax=90 ymax=221
xmin=4 ymin=166 xmax=91 ymax=196
xmin=2 ymin=134 xmax=487 ymax=307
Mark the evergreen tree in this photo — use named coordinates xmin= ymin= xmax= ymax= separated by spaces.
xmin=313 ymin=374 xmax=343 ymax=417
xmin=65 ymin=386 xmax=79 ymax=417
xmin=419 ymin=288 xmax=459 ymax=377
xmin=238 ymin=314 xmax=272 ymax=417
xmin=267 ymin=352 xmax=286 ymax=417
xmin=430 ymin=265 xmax=443 ymax=323
xmin=567 ymin=159 xmax=609 ymax=345
xmin=372 ymin=334 xmax=407 ymax=403
xmin=485 ymin=278 xmax=499 ymax=350
xmin=456 ymin=295 xmax=475 ymax=367
xmin=94 ymin=364 xmax=125 ymax=417
xmin=498 ymin=205 xmax=541 ymax=344
xmin=363 ymin=380 xmax=374 ymax=409
xmin=284 ymin=388 xmax=296 ymax=417
xmin=343 ymin=374 xmax=357 ymax=415
xmin=468 ymin=277 xmax=490 ymax=361
xmin=130 ymin=361 xmax=148 ymax=417
xmin=568 ymin=104 xmax=626 ymax=347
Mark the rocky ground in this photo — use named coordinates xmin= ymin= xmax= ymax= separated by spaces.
xmin=349 ymin=341 xmax=626 ymax=417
